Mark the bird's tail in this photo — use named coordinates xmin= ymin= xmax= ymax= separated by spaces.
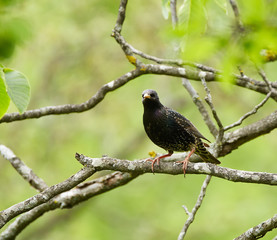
xmin=195 ymin=139 xmax=221 ymax=164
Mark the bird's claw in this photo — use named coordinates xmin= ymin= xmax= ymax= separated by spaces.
xmin=176 ymin=159 xmax=189 ymax=176
xmin=145 ymin=158 xmax=160 ymax=173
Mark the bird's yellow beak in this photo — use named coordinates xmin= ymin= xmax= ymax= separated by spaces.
xmin=143 ymin=93 xmax=151 ymax=99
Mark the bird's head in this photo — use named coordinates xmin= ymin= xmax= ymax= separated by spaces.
xmin=142 ymin=89 xmax=160 ymax=102
xmin=142 ymin=89 xmax=162 ymax=109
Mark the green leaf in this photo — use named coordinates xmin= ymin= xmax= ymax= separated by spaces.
xmin=3 ymin=68 xmax=30 ymax=114
xmin=161 ymin=0 xmax=170 ymax=19
xmin=187 ymin=0 xmax=208 ymax=35
xmin=213 ymin=0 xmax=228 ymax=14
xmin=178 ymin=0 xmax=191 ymax=29
xmin=0 ymin=68 xmax=10 ymax=118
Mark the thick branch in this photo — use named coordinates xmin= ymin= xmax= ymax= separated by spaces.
xmin=0 ymin=172 xmax=137 ymax=240
xmin=234 ymin=214 xmax=277 ymax=240
xmin=75 ymin=153 xmax=277 ymax=186
xmin=0 ymin=167 xmax=96 ymax=229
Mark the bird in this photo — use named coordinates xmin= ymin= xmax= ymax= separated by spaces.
xmin=142 ymin=89 xmax=221 ymax=174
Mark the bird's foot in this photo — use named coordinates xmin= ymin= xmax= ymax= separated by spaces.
xmin=176 ymin=148 xmax=195 ymax=175
xmin=145 ymin=151 xmax=173 ymax=173
xmin=176 ymin=159 xmax=189 ymax=175
xmin=145 ymin=157 xmax=161 ymax=173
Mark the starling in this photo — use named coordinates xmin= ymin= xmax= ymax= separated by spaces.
xmin=142 ymin=89 xmax=220 ymax=174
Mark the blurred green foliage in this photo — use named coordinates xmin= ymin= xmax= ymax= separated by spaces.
xmin=0 ymin=0 xmax=31 ymax=59
xmin=0 ymin=0 xmax=276 ymax=239
xmin=164 ymin=0 xmax=277 ymax=82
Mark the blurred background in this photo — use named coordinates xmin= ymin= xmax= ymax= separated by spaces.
xmin=0 ymin=0 xmax=276 ymax=239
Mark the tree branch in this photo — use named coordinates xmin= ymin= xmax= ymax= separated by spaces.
xmin=234 ymin=214 xmax=277 ymax=240
xmin=75 ymin=153 xmax=277 ymax=186
xmin=111 ymin=30 xmax=277 ymax=100
xmin=223 ymin=91 xmax=272 ymax=131
xmin=1 ymin=0 xmax=276 ymax=239
xmin=0 ymin=69 xmax=142 ymax=124
xmin=199 ymin=72 xmax=224 ymax=141
xmin=0 ymin=145 xmax=48 ymax=192
xmin=224 ymin=68 xmax=273 ymax=131
xmin=182 ymin=78 xmax=218 ymax=138
xmin=0 ymin=172 xmax=137 ymax=240
xmin=229 ymin=0 xmax=244 ymax=32
xmin=114 ymin=0 xmax=128 ymax=33
xmin=2 ymin=62 xmax=275 ymax=125
xmin=1 ymin=55 xmax=276 ymax=125
xmin=0 ymin=167 xmax=96 ymax=229
xmin=170 ymin=0 xmax=178 ymax=28
xmin=142 ymin=64 xmax=277 ymax=101
xmin=0 ymin=108 xmax=276 ymax=235
xmin=178 ymin=175 xmax=212 ymax=240
xmin=222 ymin=110 xmax=277 ymax=155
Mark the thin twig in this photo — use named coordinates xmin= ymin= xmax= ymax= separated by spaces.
xmin=234 ymin=214 xmax=277 ymax=240
xmin=181 ymin=205 xmax=190 ymax=216
xmin=111 ymin=30 xmax=143 ymax=67
xmin=0 ymin=145 xmax=48 ymax=192
xmin=257 ymin=68 xmax=273 ymax=91
xmin=222 ymin=110 xmax=277 ymax=156
xmin=199 ymin=72 xmax=224 ymax=141
xmin=224 ymin=92 xmax=272 ymax=131
xmin=182 ymin=78 xmax=218 ymax=138
xmin=170 ymin=0 xmax=178 ymax=28
xmin=224 ymin=68 xmax=273 ymax=131
xmin=126 ymin=41 xmax=218 ymax=73
xmin=178 ymin=175 xmax=212 ymax=240
xmin=229 ymin=0 xmax=244 ymax=32
xmin=114 ymin=0 xmax=128 ymax=33
xmin=237 ymin=66 xmax=244 ymax=77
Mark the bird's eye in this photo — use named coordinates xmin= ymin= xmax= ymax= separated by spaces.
xmin=150 ymin=93 xmax=155 ymax=98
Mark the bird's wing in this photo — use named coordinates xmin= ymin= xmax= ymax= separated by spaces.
xmin=166 ymin=108 xmax=211 ymax=143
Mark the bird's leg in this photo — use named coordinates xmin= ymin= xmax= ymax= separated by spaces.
xmin=177 ymin=148 xmax=195 ymax=175
xmin=146 ymin=151 xmax=173 ymax=173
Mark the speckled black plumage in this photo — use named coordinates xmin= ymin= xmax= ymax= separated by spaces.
xmin=142 ymin=89 xmax=220 ymax=172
